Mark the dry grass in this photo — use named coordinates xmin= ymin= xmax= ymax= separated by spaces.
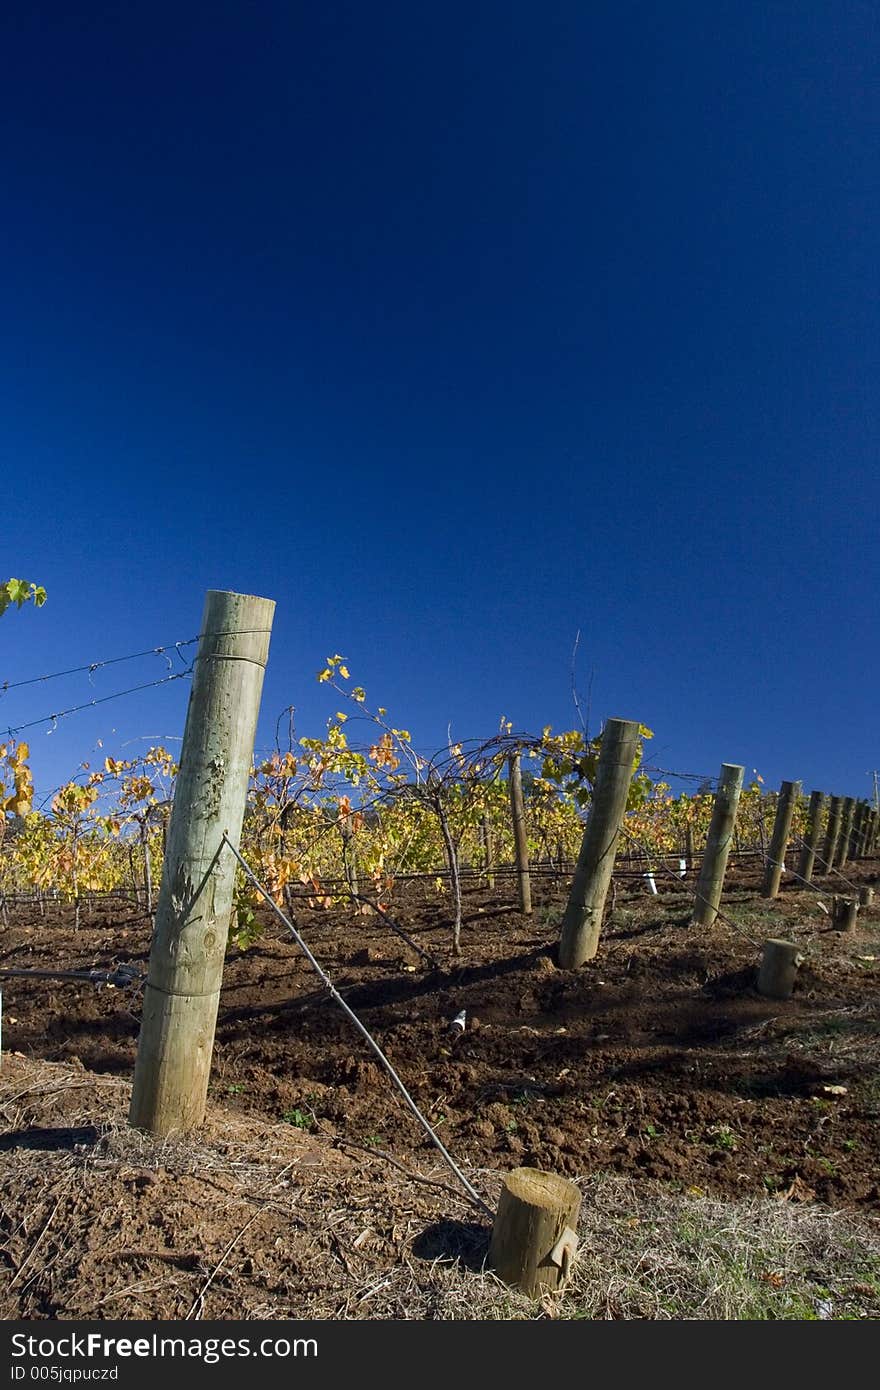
xmin=2 ymin=1056 xmax=879 ymax=1320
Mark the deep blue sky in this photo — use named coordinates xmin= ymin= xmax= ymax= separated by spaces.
xmin=3 ymin=2 xmax=878 ymax=803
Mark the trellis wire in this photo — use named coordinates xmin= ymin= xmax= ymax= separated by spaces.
xmin=222 ymin=832 xmax=494 ymax=1220
xmin=619 ymin=824 xmax=763 ymax=948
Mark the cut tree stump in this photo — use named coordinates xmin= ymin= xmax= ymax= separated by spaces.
xmin=831 ymin=896 xmax=859 ymax=932
xmin=756 ymin=939 xmax=803 ymax=999
xmin=858 ymin=886 xmax=874 ymax=907
xmin=488 ymin=1167 xmax=582 ymax=1298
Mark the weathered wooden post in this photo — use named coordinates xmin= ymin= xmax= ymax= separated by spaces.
xmin=820 ymin=796 xmax=842 ymax=875
xmin=558 ymin=718 xmax=642 ymax=968
xmin=835 ymin=797 xmax=855 ymax=869
xmin=129 ymin=589 xmax=275 ymax=1135
xmin=691 ymin=764 xmax=744 ymax=927
xmin=757 ymin=940 xmax=803 ymax=999
xmin=488 ymin=1168 xmax=582 ymax=1298
xmin=481 ymin=809 xmax=495 ymax=889
xmin=861 ymin=804 xmax=876 ymax=857
xmin=846 ymin=801 xmax=863 ymax=862
xmin=685 ymin=822 xmax=696 ymax=872
xmin=852 ymin=801 xmax=870 ymax=860
xmin=761 ymin=780 xmax=802 ymax=899
xmin=797 ymin=790 xmax=826 ymax=885
xmin=508 ymin=752 xmax=532 ymax=916
xmin=858 ymin=885 xmax=874 ymax=908
xmin=831 ymin=895 xmax=859 ymax=932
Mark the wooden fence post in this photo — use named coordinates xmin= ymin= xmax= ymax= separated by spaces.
xmin=852 ymin=801 xmax=870 ymax=860
xmin=835 ymin=797 xmax=856 ymax=869
xmin=691 ymin=764 xmax=744 ymax=927
xmin=685 ymin=823 xmax=696 ymax=872
xmin=761 ymin=779 xmax=802 ymax=899
xmin=558 ymin=718 xmax=642 ymax=968
xmin=757 ymin=939 xmax=803 ymax=999
xmin=129 ymin=589 xmax=275 ymax=1135
xmin=821 ymin=796 xmax=842 ymax=875
xmin=508 ymin=752 xmax=532 ymax=916
xmin=862 ymin=808 xmax=875 ymax=857
xmin=481 ymin=810 xmax=495 ymax=890
xmin=488 ymin=1168 xmax=582 ymax=1298
xmin=846 ymin=801 xmax=861 ymax=861
xmin=861 ymin=803 xmax=875 ymax=857
xmin=832 ymin=895 xmax=859 ymax=932
xmin=796 ymin=790 xmax=826 ymax=885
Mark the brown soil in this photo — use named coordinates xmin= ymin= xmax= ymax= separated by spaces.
xmin=2 ymin=860 xmax=879 ymax=1318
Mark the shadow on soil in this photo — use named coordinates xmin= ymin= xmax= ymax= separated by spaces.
xmin=0 ymin=1125 xmax=100 ymax=1152
xmin=411 ymin=1218 xmax=491 ymax=1274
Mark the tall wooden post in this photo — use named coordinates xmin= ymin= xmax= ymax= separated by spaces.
xmin=851 ymin=801 xmax=869 ymax=860
xmin=761 ymin=779 xmax=801 ymax=899
xmin=685 ymin=822 xmax=696 ymax=872
xmin=821 ymin=796 xmax=842 ymax=874
xmin=508 ymin=752 xmax=532 ymax=916
xmin=796 ymin=790 xmax=825 ymax=885
xmin=129 ymin=590 xmax=275 ymax=1135
xmin=835 ymin=797 xmax=855 ymax=869
xmin=691 ymin=764 xmax=744 ymax=927
xmin=861 ymin=804 xmax=875 ymax=857
xmin=861 ymin=808 xmax=874 ymax=858
xmin=846 ymin=802 xmax=862 ymax=861
xmin=481 ymin=809 xmax=495 ymax=890
xmin=558 ymin=718 xmax=641 ymax=968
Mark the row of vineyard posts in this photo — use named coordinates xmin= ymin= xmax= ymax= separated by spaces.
xmin=126 ymin=592 xmax=878 ymax=1298
xmin=4 ymin=589 xmax=876 ymax=1296
xmin=125 ymin=591 xmax=880 ymax=1136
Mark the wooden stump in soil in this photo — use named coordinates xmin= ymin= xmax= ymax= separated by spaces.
xmin=832 ymin=896 xmax=859 ymax=932
xmin=858 ymin=886 xmax=874 ymax=908
xmin=756 ymin=939 xmax=803 ymax=999
xmin=488 ymin=1167 xmax=582 ymax=1298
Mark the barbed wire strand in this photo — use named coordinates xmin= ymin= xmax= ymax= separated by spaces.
xmin=0 ymin=626 xmax=273 ymax=701
xmin=221 ymin=832 xmax=494 ymax=1220
xmin=3 ymin=671 xmax=192 ymax=740
xmin=0 ymin=640 xmax=200 ymax=694
xmin=640 ymin=766 xmax=720 ymax=786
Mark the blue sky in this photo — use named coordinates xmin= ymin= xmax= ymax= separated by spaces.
xmin=3 ymin=2 xmax=878 ymax=803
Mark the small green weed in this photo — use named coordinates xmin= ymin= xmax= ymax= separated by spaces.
xmin=282 ymin=1107 xmax=315 ymax=1131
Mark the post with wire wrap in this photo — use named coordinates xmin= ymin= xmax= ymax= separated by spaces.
xmin=797 ymin=790 xmax=826 ymax=885
xmin=507 ymin=751 xmax=532 ymax=915
xmin=690 ymin=763 xmax=744 ymax=928
xmin=558 ymin=717 xmax=642 ymax=968
xmin=821 ymin=795 xmax=843 ymax=875
xmin=129 ymin=589 xmax=275 ymax=1136
xmin=760 ymin=778 xmax=802 ymax=899
xmin=851 ymin=800 xmax=870 ymax=861
xmin=834 ymin=796 xmax=856 ymax=871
